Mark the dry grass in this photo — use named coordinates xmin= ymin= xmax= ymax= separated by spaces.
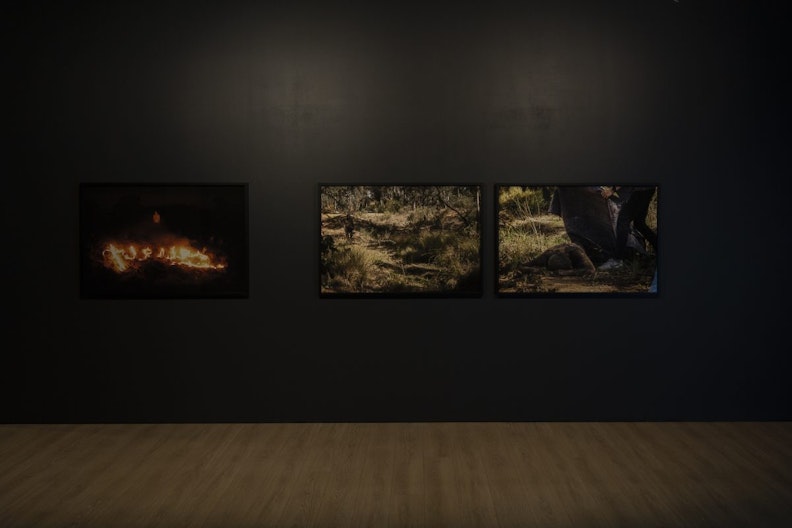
xmin=321 ymin=210 xmax=480 ymax=294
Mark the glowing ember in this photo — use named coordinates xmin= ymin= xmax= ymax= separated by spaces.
xmin=101 ymin=241 xmax=226 ymax=273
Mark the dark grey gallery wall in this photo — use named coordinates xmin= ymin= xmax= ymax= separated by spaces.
xmin=4 ymin=1 xmax=790 ymax=422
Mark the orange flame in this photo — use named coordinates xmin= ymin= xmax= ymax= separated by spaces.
xmin=101 ymin=241 xmax=226 ymax=273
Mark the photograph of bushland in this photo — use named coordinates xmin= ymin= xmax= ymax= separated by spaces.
xmin=497 ymin=185 xmax=658 ymax=295
xmin=320 ymin=185 xmax=482 ymax=296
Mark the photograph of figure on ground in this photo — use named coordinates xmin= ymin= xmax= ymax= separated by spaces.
xmin=497 ymin=185 xmax=658 ymax=296
xmin=320 ymin=185 xmax=483 ymax=297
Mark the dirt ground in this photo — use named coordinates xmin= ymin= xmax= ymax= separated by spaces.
xmin=498 ymin=260 xmax=656 ymax=295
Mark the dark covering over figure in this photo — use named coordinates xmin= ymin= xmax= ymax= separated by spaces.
xmin=549 ymin=185 xmax=656 ymax=268
xmin=549 ymin=186 xmax=618 ymax=266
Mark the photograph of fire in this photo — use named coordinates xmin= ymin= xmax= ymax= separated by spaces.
xmin=79 ymin=183 xmax=249 ymax=299
xmin=497 ymin=185 xmax=659 ymax=296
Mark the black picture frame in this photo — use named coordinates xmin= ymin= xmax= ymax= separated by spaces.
xmin=496 ymin=184 xmax=659 ymax=298
xmin=79 ymin=183 xmax=249 ymax=299
xmin=319 ymin=184 xmax=484 ymax=298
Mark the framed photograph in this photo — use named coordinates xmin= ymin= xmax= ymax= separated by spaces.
xmin=79 ymin=183 xmax=249 ymax=299
xmin=319 ymin=184 xmax=483 ymax=298
xmin=496 ymin=184 xmax=659 ymax=297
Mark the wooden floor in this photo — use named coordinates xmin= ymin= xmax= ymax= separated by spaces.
xmin=1 ymin=422 xmax=791 ymax=527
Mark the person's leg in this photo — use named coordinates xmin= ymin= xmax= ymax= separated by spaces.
xmin=629 ymin=190 xmax=657 ymax=252
xmin=614 ymin=200 xmax=634 ymax=260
